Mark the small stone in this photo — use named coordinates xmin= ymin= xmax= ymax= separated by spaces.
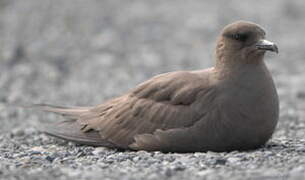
xmin=227 ymin=157 xmax=240 ymax=164
xmin=92 ymin=147 xmax=108 ymax=155
xmin=215 ymin=158 xmax=227 ymax=165
xmin=173 ymin=164 xmax=186 ymax=171
xmin=11 ymin=129 xmax=25 ymax=137
xmin=297 ymin=91 xmax=305 ymax=99
xmin=29 ymin=151 xmax=41 ymax=155
xmin=197 ymin=169 xmax=215 ymax=176
xmin=31 ymin=146 xmax=45 ymax=152
xmin=296 ymin=146 xmax=305 ymax=152
xmin=132 ymin=156 xmax=141 ymax=161
xmin=45 ymin=155 xmax=55 ymax=162
xmin=97 ymin=162 xmax=109 ymax=169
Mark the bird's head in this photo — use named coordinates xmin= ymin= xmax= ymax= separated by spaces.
xmin=215 ymin=21 xmax=278 ymax=67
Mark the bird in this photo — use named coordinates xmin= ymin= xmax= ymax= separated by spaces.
xmin=36 ymin=21 xmax=279 ymax=152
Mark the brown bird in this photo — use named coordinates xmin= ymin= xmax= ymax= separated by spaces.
xmin=38 ymin=21 xmax=279 ymax=152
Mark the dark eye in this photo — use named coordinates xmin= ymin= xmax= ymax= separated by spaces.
xmin=232 ymin=33 xmax=248 ymax=41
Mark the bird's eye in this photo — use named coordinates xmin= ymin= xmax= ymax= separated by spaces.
xmin=232 ymin=33 xmax=248 ymax=41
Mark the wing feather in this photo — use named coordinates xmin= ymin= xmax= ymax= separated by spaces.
xmin=79 ymin=71 xmax=216 ymax=150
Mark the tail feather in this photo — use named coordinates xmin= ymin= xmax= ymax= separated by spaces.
xmin=28 ymin=103 xmax=91 ymax=116
xmin=28 ymin=103 xmax=119 ymax=148
xmin=41 ymin=120 xmax=117 ymax=147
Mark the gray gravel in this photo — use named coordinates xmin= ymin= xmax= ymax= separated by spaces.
xmin=1 ymin=0 xmax=305 ymax=179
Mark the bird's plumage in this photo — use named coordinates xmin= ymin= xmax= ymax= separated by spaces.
xmin=37 ymin=21 xmax=279 ymax=152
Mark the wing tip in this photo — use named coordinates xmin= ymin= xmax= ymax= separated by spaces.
xmin=38 ymin=120 xmax=118 ymax=148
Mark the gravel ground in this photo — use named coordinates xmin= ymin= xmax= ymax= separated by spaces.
xmin=1 ymin=0 xmax=305 ymax=179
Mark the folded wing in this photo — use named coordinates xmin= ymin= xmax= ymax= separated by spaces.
xmin=78 ymin=71 xmax=217 ymax=151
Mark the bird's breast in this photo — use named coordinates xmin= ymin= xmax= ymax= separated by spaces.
xmin=208 ymin=66 xmax=279 ymax=150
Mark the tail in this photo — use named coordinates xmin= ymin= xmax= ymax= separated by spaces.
xmin=25 ymin=103 xmax=91 ymax=119
xmin=42 ymin=119 xmax=117 ymax=147
xmin=28 ymin=104 xmax=117 ymax=148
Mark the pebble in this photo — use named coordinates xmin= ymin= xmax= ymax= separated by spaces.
xmin=10 ymin=129 xmax=25 ymax=137
xmin=45 ymin=155 xmax=56 ymax=162
xmin=226 ymin=157 xmax=240 ymax=164
xmin=214 ymin=158 xmax=227 ymax=165
xmin=92 ymin=147 xmax=109 ymax=156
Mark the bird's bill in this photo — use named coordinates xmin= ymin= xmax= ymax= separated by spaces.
xmin=255 ymin=39 xmax=279 ymax=54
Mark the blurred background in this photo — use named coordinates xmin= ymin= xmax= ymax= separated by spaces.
xmin=1 ymin=0 xmax=305 ymax=140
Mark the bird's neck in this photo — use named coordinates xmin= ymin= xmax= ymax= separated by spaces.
xmin=214 ymin=57 xmax=266 ymax=80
